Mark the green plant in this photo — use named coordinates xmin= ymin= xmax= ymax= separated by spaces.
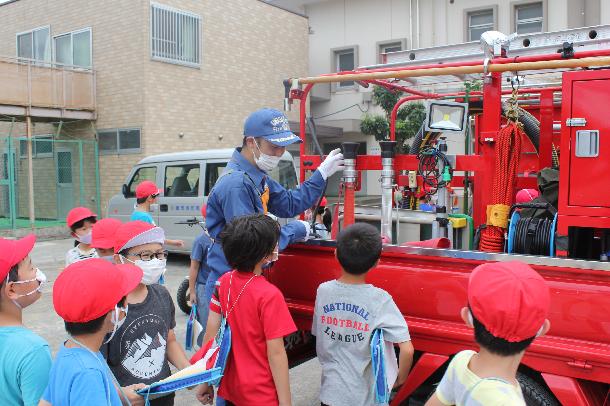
xmin=360 ymin=85 xmax=426 ymax=153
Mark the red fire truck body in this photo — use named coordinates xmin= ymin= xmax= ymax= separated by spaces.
xmin=272 ymin=27 xmax=610 ymax=405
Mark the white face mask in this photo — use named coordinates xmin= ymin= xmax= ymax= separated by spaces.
xmin=100 ymin=255 xmax=115 ymax=262
xmin=252 ymin=139 xmax=281 ymax=172
xmin=122 ymin=256 xmax=166 ymax=285
xmin=75 ymin=231 xmax=92 ymax=245
xmin=10 ymin=268 xmax=47 ymax=309
xmin=104 ymin=304 xmax=128 ymax=344
xmin=263 ymin=247 xmax=279 ymax=267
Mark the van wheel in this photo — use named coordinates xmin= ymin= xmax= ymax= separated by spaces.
xmin=176 ymin=278 xmax=191 ymax=315
xmin=517 ymin=372 xmax=559 ymax=406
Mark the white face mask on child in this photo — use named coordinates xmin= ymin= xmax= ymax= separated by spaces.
xmin=75 ymin=231 xmax=92 ymax=245
xmin=121 ymin=256 xmax=166 ymax=285
xmin=104 ymin=304 xmax=128 ymax=344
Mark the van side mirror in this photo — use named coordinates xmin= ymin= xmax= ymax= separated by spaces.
xmin=122 ymin=184 xmax=129 ymax=198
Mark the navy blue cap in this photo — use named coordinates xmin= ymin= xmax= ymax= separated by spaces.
xmin=243 ymin=108 xmax=302 ymax=147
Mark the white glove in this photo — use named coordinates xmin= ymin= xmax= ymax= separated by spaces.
xmin=318 ymin=148 xmax=345 ymax=180
xmin=296 ymin=220 xmax=312 ymax=241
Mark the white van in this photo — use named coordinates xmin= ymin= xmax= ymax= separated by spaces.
xmin=107 ymin=149 xmax=299 ymax=253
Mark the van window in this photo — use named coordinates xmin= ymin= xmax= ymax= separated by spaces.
xmin=205 ymin=162 xmax=228 ymax=196
xmin=269 ymin=160 xmax=298 ymax=190
xmin=165 ymin=164 xmax=200 ymax=197
xmin=204 ymin=160 xmax=298 ymax=196
xmin=127 ymin=166 xmax=157 ymax=197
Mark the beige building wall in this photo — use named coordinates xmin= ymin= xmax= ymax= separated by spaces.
xmin=0 ymin=0 xmax=308 ymax=218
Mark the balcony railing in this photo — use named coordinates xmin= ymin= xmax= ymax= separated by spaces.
xmin=0 ymin=56 xmax=95 ymax=112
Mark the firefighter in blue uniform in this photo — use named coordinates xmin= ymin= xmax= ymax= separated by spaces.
xmin=203 ymin=108 xmax=344 ymax=329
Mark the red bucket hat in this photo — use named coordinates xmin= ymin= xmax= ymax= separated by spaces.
xmin=53 ymin=258 xmax=142 ymax=323
xmin=135 ymin=181 xmax=161 ymax=199
xmin=114 ymin=221 xmax=165 ymax=254
xmin=468 ymin=261 xmax=550 ymax=342
xmin=66 ymin=207 xmax=97 ymax=228
xmin=91 ymin=218 xmax=123 ymax=250
xmin=516 ymin=188 xmax=540 ymax=204
xmin=0 ymin=234 xmax=36 ymax=281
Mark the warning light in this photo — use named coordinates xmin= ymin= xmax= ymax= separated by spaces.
xmin=424 ymin=100 xmax=469 ymax=133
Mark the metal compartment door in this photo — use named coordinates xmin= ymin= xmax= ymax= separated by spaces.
xmin=568 ymin=79 xmax=610 ymax=208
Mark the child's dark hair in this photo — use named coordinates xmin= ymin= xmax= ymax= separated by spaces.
xmin=136 ymin=197 xmax=148 ymax=205
xmin=336 ymin=223 xmax=382 ymax=275
xmin=65 ymin=297 xmax=126 ymax=336
xmin=70 ymin=216 xmax=97 ymax=232
xmin=220 ymin=214 xmax=279 ymax=273
xmin=0 ymin=265 xmax=20 ymax=289
xmin=471 ymin=310 xmax=536 ymax=356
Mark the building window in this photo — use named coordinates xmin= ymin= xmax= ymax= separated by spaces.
xmin=19 ymin=135 xmax=54 ymax=158
xmin=334 ymin=48 xmax=355 ymax=88
xmin=16 ymin=26 xmax=51 ymax=62
xmin=468 ymin=9 xmax=494 ymax=41
xmin=151 ymin=3 xmax=201 ymax=67
xmin=54 ymin=28 xmax=92 ymax=68
xmin=98 ymin=128 xmax=141 ymax=155
xmin=515 ymin=2 xmax=543 ymax=34
xmin=378 ymin=40 xmax=404 ymax=63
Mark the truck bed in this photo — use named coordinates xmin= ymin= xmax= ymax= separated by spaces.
xmin=269 ymin=240 xmax=610 ymax=385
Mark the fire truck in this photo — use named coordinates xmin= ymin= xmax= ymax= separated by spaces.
xmin=271 ymin=26 xmax=610 ymax=405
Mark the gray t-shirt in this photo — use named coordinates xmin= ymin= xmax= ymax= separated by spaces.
xmin=102 ymin=284 xmax=176 ymax=406
xmin=312 ymin=280 xmax=410 ymax=406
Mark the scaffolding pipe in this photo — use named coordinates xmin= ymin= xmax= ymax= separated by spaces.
xmin=26 ymin=116 xmax=35 ymax=228
xmin=297 ymin=56 xmax=610 ymax=85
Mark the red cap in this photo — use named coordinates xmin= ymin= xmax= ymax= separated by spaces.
xmin=201 ymin=204 xmax=207 ymax=218
xmin=91 ymin=218 xmax=123 ymax=249
xmin=54 ymin=258 xmax=142 ymax=323
xmin=114 ymin=221 xmax=165 ymax=254
xmin=320 ymin=197 xmax=328 ymax=207
xmin=468 ymin=261 xmax=550 ymax=342
xmin=66 ymin=207 xmax=97 ymax=227
xmin=135 ymin=181 xmax=161 ymax=199
xmin=516 ymin=189 xmax=540 ymax=204
xmin=402 ymin=238 xmax=451 ymax=249
xmin=0 ymin=234 xmax=36 ymax=281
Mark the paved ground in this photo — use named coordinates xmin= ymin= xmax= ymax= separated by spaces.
xmin=24 ymin=238 xmax=322 ymax=406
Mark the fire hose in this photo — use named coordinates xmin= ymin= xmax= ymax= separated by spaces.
xmin=479 ymin=86 xmax=525 ymax=252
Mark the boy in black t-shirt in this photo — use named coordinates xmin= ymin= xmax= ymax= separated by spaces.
xmin=102 ymin=220 xmax=191 ymax=406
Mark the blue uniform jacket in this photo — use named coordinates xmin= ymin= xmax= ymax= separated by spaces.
xmin=202 ymin=148 xmax=325 ymax=319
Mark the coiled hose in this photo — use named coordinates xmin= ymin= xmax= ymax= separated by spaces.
xmin=512 ymin=216 xmax=554 ymax=255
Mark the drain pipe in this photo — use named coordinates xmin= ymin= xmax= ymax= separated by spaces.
xmin=341 ymin=142 xmax=359 ymax=229
xmin=379 ymin=141 xmax=397 ymax=243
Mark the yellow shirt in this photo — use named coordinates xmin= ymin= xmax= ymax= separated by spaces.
xmin=435 ymin=350 xmax=526 ymax=406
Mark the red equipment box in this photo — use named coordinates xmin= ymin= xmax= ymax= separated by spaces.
xmin=558 ymin=69 xmax=610 ymax=235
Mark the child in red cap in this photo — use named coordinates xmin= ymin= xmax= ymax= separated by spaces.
xmin=103 ymin=221 xmax=190 ymax=406
xmin=195 ymin=214 xmax=296 ymax=406
xmin=0 ymin=235 xmax=51 ymax=406
xmin=426 ymin=261 xmax=551 ymax=406
xmin=42 ymin=259 xmax=145 ymax=406
xmin=65 ymin=206 xmax=98 ymax=266
xmin=91 ymin=218 xmax=122 ymax=262
xmin=131 ymin=181 xmax=184 ymax=248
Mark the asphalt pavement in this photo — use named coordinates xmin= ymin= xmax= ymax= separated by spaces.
xmin=24 ymin=238 xmax=322 ymax=406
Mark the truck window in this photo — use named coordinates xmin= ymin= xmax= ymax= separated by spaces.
xmin=165 ymin=164 xmax=200 ymax=197
xmin=126 ymin=166 xmax=157 ymax=198
xmin=205 ymin=162 xmax=228 ymax=196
